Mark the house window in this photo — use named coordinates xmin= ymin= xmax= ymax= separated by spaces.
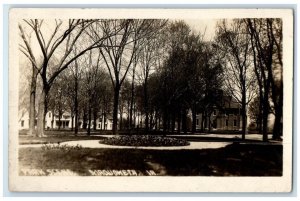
xmin=21 ymin=120 xmax=24 ymax=127
xmin=234 ymin=120 xmax=237 ymax=127
xmin=226 ymin=119 xmax=228 ymax=127
xmin=196 ymin=119 xmax=199 ymax=126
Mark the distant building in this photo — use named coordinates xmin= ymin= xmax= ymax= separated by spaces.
xmin=196 ymin=96 xmax=242 ymax=131
xmin=18 ymin=110 xmax=113 ymax=130
xmin=19 ymin=108 xmax=33 ymax=130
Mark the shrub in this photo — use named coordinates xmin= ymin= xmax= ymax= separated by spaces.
xmin=41 ymin=143 xmax=82 ymax=152
xmin=99 ymin=135 xmax=190 ymax=147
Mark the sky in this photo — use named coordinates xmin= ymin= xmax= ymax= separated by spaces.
xmin=184 ymin=19 xmax=218 ymax=41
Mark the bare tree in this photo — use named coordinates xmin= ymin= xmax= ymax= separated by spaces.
xmin=216 ymin=19 xmax=256 ymax=140
xmin=136 ymin=20 xmax=167 ymax=133
xmin=48 ymin=76 xmax=68 ymax=130
xmin=81 ymin=50 xmax=103 ymax=135
xmin=19 ymin=19 xmax=115 ymax=137
xmin=57 ymin=53 xmax=85 ymax=134
xmin=161 ymin=21 xmax=191 ymax=134
xmin=128 ymin=53 xmax=138 ymax=130
xmin=68 ymin=48 xmax=85 ymax=135
xmin=89 ymin=19 xmax=157 ymax=134
xmin=18 ymin=60 xmax=32 ymax=129
xmin=18 ymin=27 xmax=39 ymax=135
xmin=246 ymin=18 xmax=283 ymax=141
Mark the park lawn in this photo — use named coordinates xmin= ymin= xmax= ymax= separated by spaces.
xmin=19 ymin=143 xmax=282 ymax=176
xmin=19 ymin=135 xmax=107 ymax=145
xmin=19 ymin=129 xmax=108 ymax=145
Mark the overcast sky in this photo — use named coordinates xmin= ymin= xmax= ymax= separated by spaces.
xmin=184 ymin=19 xmax=218 ymax=41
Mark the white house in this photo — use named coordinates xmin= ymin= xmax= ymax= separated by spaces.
xmin=18 ymin=110 xmax=113 ymax=130
xmin=19 ymin=108 xmax=31 ymax=130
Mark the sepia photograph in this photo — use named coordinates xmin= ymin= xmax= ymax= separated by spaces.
xmin=8 ymin=8 xmax=293 ymax=192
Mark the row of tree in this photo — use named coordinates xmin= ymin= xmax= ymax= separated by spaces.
xmin=19 ymin=18 xmax=283 ymax=141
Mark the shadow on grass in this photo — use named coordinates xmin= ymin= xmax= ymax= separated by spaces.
xmin=19 ymin=143 xmax=282 ymax=176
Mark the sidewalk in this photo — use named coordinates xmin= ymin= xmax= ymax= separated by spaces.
xmin=20 ymin=140 xmax=232 ymax=150
xmin=167 ymin=134 xmax=276 ymax=141
xmin=62 ymin=140 xmax=233 ymax=150
xmin=19 ymin=133 xmax=281 ymax=149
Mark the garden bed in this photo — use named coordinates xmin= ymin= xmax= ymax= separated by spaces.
xmin=99 ymin=135 xmax=190 ymax=147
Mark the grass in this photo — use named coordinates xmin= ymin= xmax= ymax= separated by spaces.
xmin=19 ymin=130 xmax=108 ymax=145
xmin=19 ymin=135 xmax=107 ymax=145
xmin=19 ymin=143 xmax=282 ymax=176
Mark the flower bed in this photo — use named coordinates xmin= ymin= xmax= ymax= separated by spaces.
xmin=41 ymin=143 xmax=83 ymax=152
xmin=99 ymin=135 xmax=190 ymax=147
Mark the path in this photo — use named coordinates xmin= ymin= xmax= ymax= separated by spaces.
xmin=20 ymin=140 xmax=232 ymax=150
xmin=19 ymin=133 xmax=281 ymax=149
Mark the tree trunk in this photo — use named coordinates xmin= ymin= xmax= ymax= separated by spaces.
xmin=140 ymin=113 xmax=143 ymax=130
xmin=182 ymin=109 xmax=187 ymax=134
xmin=201 ymin=112 xmax=204 ymax=132
xmin=258 ymin=92 xmax=263 ymax=133
xmin=163 ymin=108 xmax=167 ymax=134
xmin=137 ymin=112 xmax=140 ymax=129
xmin=28 ymin=66 xmax=37 ymax=136
xmin=272 ymin=84 xmax=283 ymax=140
xmin=103 ymin=112 xmax=107 ymax=130
xmin=149 ymin=110 xmax=154 ymax=131
xmin=167 ymin=114 xmax=170 ymax=133
xmin=158 ymin=116 xmax=161 ymax=131
xmin=87 ymin=102 xmax=92 ymax=135
xmin=58 ymin=110 xmax=61 ymax=130
xmin=36 ymin=89 xmax=48 ymax=137
xmin=208 ymin=114 xmax=211 ymax=132
xmin=177 ymin=110 xmax=181 ymax=134
xmin=83 ymin=110 xmax=87 ymax=129
xmin=262 ymin=85 xmax=270 ymax=142
xmin=204 ymin=111 xmax=208 ymax=131
xmin=71 ymin=114 xmax=74 ymax=131
xmin=133 ymin=103 xmax=136 ymax=128
xmin=112 ymin=85 xmax=120 ymax=135
xmin=119 ymin=109 xmax=123 ymax=131
xmin=242 ymin=88 xmax=247 ymax=140
xmin=129 ymin=64 xmax=136 ymax=130
xmin=262 ymin=102 xmax=269 ymax=141
xmin=192 ymin=104 xmax=197 ymax=134
xmin=155 ymin=113 xmax=159 ymax=130
xmin=93 ymin=109 xmax=97 ymax=131
xmin=74 ymin=75 xmax=79 ymax=135
xmin=51 ymin=112 xmax=54 ymax=128
xmin=272 ymin=106 xmax=282 ymax=140
xmin=171 ymin=112 xmax=175 ymax=134
xmin=144 ymin=81 xmax=149 ymax=133
xmin=87 ymin=95 xmax=93 ymax=135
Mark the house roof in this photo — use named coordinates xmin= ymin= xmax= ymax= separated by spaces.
xmin=222 ymin=96 xmax=241 ymax=109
